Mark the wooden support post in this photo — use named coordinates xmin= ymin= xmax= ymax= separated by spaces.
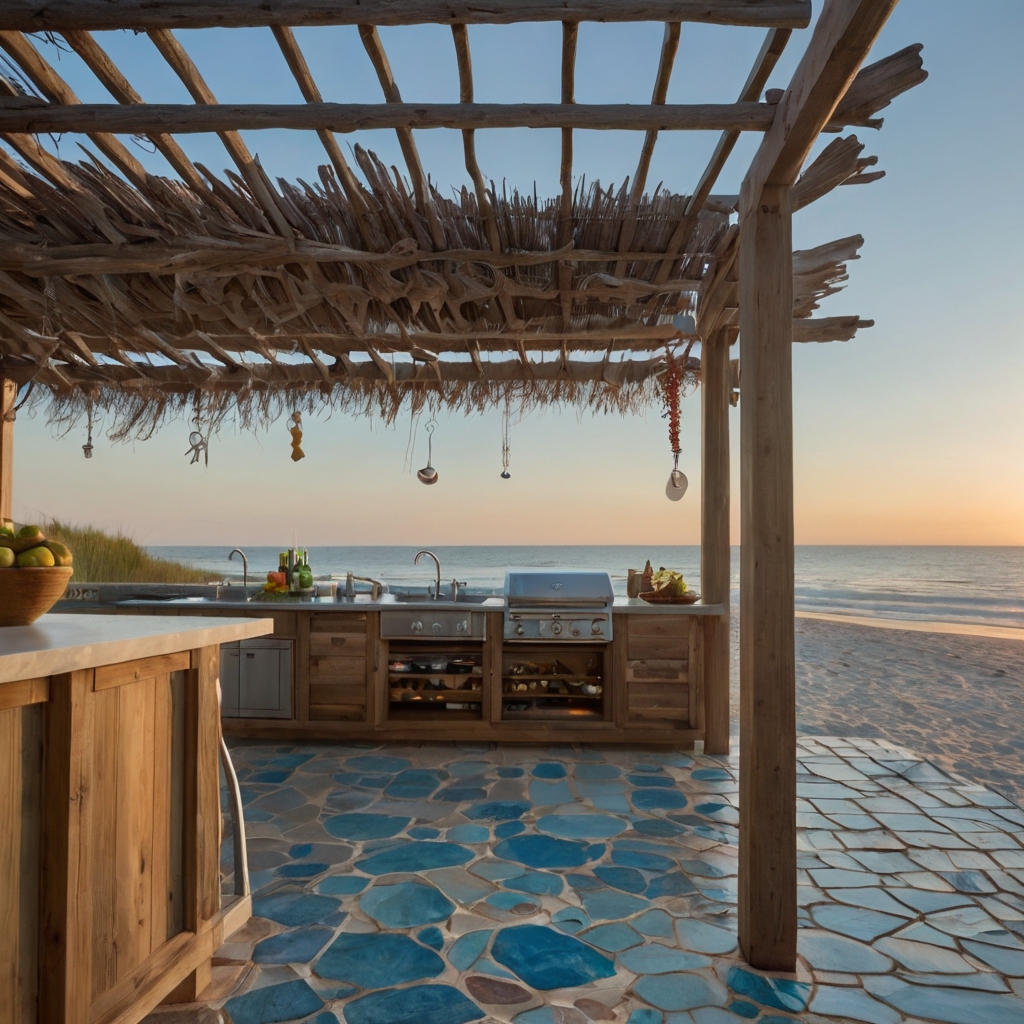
xmin=700 ymin=328 xmax=731 ymax=755
xmin=737 ymin=183 xmax=796 ymax=971
xmin=0 ymin=375 xmax=13 ymax=524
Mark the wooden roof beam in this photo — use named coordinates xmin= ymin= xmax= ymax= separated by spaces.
xmin=358 ymin=24 xmax=445 ymax=249
xmin=744 ymin=0 xmax=901 ymax=195
xmin=0 ymin=101 xmax=781 ymax=135
xmin=0 ymin=31 xmax=149 ymax=189
xmin=0 ymin=2 xmax=813 ymax=32
xmin=270 ymin=25 xmax=372 ymax=228
xmin=60 ymin=29 xmax=209 ymax=193
xmin=558 ymin=21 xmax=579 ymax=331
xmin=146 ymin=28 xmax=295 ymax=236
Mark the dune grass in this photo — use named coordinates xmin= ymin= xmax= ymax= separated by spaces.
xmin=44 ymin=519 xmax=209 ymax=584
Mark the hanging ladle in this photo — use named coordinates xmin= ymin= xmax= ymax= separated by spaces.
xmin=417 ymin=420 xmax=439 ymax=485
xmin=665 ymin=451 xmax=688 ymax=501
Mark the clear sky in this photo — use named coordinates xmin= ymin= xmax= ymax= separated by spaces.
xmin=7 ymin=1 xmax=1024 ymax=546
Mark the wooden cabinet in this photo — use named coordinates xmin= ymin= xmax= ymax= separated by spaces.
xmin=221 ymin=639 xmax=293 ymax=719
xmin=307 ymin=613 xmax=371 ymax=722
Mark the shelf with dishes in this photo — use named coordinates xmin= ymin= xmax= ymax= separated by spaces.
xmin=387 ymin=649 xmax=484 ymax=716
xmin=501 ymin=650 xmax=605 ymax=721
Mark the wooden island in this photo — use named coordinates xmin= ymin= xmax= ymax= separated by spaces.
xmin=0 ymin=613 xmax=271 ymax=1024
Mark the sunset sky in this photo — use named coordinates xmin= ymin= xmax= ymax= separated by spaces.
xmin=8 ymin=2 xmax=1024 ymax=546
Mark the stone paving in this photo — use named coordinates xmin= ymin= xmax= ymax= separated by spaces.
xmin=174 ymin=737 xmax=1024 ymax=1024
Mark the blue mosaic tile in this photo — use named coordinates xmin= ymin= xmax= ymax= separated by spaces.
xmin=437 ymin=786 xmax=489 ymax=802
xmin=627 ymin=1010 xmax=664 ymax=1024
xmin=386 ymin=769 xmax=447 ymax=800
xmin=409 ymin=826 xmax=442 ymax=839
xmin=866 ymin=977 xmax=1024 ymax=1023
xmin=530 ymin=779 xmax=574 ymax=805
xmin=311 ymin=1013 xmax=341 ymax=1024
xmin=472 ymin=860 xmax=525 ymax=881
xmin=674 ymin=920 xmax=737 ymax=955
xmin=799 ymin=930 xmax=892 ymax=973
xmin=495 ymin=821 xmax=526 ymax=839
xmin=628 ymin=774 xmax=675 ymax=788
xmin=473 ymin=958 xmax=518 ymax=980
xmin=632 ymin=790 xmax=689 ymax=812
xmin=504 ymin=871 xmax=564 ymax=896
xmin=592 ymin=795 xmax=632 ymax=813
xmin=497 ymin=767 xmax=525 ymax=778
xmin=486 ymin=892 xmax=540 ymax=911
xmin=316 ymin=932 xmax=445 ymax=987
xmin=357 ymin=841 xmax=473 ymax=875
xmin=619 ymin=945 xmax=712 ymax=973
xmin=347 ymin=754 xmax=412 ymax=773
xmin=634 ymin=910 xmax=675 ymax=938
xmin=360 ymin=880 xmax=455 ymax=928
xmin=288 ymin=843 xmax=313 ymax=858
xmin=537 ymin=814 xmax=627 ymax=840
xmin=491 ymin=924 xmax=616 ymax=989
xmin=726 ymin=1000 xmax=759 ymax=1019
xmin=694 ymin=802 xmax=728 ymax=815
xmin=223 ymin=978 xmax=324 ymax=1024
xmin=810 ymin=986 xmax=900 ymax=1024
xmin=645 ymin=872 xmax=697 ymax=898
xmin=250 ymin=770 xmax=291 ymax=784
xmin=447 ymin=824 xmax=490 ymax=844
xmin=319 ymin=872 xmax=368 ymax=897
xmin=594 ymin=866 xmax=647 ymax=894
xmin=419 ymin=926 xmax=445 ymax=950
xmin=612 ymin=848 xmax=676 ymax=872
xmin=576 ymin=781 xmax=628 ymax=799
xmin=331 ymin=772 xmax=391 ymax=789
xmin=680 ymin=859 xmax=728 ymax=878
xmin=275 ymin=861 xmax=328 ymax=878
xmin=252 ymin=925 xmax=334 ymax=964
xmin=632 ymin=819 xmax=686 ymax=838
xmin=580 ymin=922 xmax=643 ymax=952
xmin=580 ymin=889 xmax=649 ymax=920
xmin=251 ymin=787 xmax=307 ymax=813
xmin=344 ymin=984 xmax=484 ymax=1024
xmin=323 ymin=812 xmax=411 ymax=841
xmin=552 ymin=907 xmax=590 ymax=934
xmin=494 ymin=835 xmax=591 ymax=868
xmin=533 ymin=763 xmax=568 ymax=779
xmin=691 ymin=769 xmax=731 ymax=782
xmin=269 ymin=753 xmax=315 ymax=770
xmin=448 ymin=929 xmax=493 ymax=970
xmin=940 ymin=870 xmax=997 ymax=894
xmin=252 ymin=889 xmax=341 ymax=926
xmin=466 ymin=801 xmax=530 ymax=821
xmin=566 ymin=872 xmax=605 ymax=891
xmin=810 ymin=903 xmax=905 ymax=942
xmin=634 ymin=973 xmax=728 ymax=1012
xmin=725 ymin=966 xmax=810 ymax=1013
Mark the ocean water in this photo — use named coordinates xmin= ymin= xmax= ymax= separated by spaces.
xmin=148 ymin=545 xmax=1024 ymax=631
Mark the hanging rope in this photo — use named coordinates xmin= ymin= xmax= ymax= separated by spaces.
xmin=186 ymin=391 xmax=209 ymax=466
xmin=500 ymin=396 xmax=512 ymax=479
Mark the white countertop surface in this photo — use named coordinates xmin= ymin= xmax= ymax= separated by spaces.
xmin=0 ymin=613 xmax=272 ymax=684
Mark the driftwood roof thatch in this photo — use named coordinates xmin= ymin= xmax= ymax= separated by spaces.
xmin=0 ymin=3 xmax=926 ymax=438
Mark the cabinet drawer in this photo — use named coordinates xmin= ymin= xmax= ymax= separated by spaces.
xmin=625 ymin=659 xmax=688 ymax=683
xmin=626 ymin=616 xmax=689 ymax=660
xmin=311 ymin=613 xmax=367 ymax=633
xmin=627 ymin=681 xmax=691 ymax=722
xmin=310 ymin=682 xmax=366 ymax=706
xmin=309 ymin=655 xmax=366 ymax=684
xmin=309 ymin=632 xmax=367 ymax=658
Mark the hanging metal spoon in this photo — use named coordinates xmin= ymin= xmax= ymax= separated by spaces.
xmin=418 ymin=420 xmax=439 ymax=485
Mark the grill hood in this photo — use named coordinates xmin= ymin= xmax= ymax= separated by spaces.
xmin=504 ymin=571 xmax=614 ymax=608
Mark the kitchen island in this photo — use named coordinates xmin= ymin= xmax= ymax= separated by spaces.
xmin=0 ymin=613 xmax=271 ymax=1024
xmin=56 ymin=593 xmax=726 ymax=746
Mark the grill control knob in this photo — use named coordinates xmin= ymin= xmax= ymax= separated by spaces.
xmin=591 ymin=619 xmax=603 ymax=634
xmin=551 ymin=622 xmax=563 ymax=635
xmin=432 ymin=622 xmax=442 ymax=634
xmin=411 ymin=620 xmax=423 ymax=634
xmin=572 ymin=629 xmax=581 ymax=637
xmin=456 ymin=621 xmax=466 ymax=633
xmin=516 ymin=625 xmax=525 ymax=636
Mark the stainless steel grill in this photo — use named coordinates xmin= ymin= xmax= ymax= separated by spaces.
xmin=503 ymin=570 xmax=614 ymax=642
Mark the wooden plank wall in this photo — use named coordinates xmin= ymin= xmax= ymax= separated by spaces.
xmin=308 ymin=612 xmax=370 ymax=720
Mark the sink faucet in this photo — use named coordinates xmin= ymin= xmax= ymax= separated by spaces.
xmin=414 ymin=550 xmax=442 ymax=600
xmin=228 ymin=548 xmax=248 ymax=586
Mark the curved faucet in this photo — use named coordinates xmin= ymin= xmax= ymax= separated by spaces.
xmin=414 ymin=550 xmax=442 ymax=600
xmin=228 ymin=548 xmax=248 ymax=586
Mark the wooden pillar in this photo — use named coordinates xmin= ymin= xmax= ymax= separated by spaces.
xmin=701 ymin=329 xmax=732 ymax=755
xmin=0 ymin=376 xmax=14 ymax=524
xmin=737 ymin=182 xmax=797 ymax=971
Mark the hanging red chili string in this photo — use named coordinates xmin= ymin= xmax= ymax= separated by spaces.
xmin=665 ymin=356 xmax=682 ymax=456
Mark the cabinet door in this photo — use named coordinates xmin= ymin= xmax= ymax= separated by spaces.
xmin=220 ymin=643 xmax=240 ymax=716
xmin=239 ymin=644 xmax=293 ymax=718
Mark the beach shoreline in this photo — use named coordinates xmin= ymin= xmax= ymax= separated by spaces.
xmin=795 ymin=609 xmax=1024 ymax=642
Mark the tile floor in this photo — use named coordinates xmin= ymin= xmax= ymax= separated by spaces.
xmin=170 ymin=737 xmax=1024 ymax=1024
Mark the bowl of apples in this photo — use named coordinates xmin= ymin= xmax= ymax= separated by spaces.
xmin=0 ymin=523 xmax=74 ymax=626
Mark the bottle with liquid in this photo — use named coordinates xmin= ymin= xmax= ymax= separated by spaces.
xmin=278 ymin=551 xmax=288 ymax=574
xmin=288 ymin=547 xmax=300 ymax=594
xmin=299 ymin=549 xmax=314 ymax=594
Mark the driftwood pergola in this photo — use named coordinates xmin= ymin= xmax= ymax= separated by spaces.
xmin=0 ymin=0 xmax=925 ymax=974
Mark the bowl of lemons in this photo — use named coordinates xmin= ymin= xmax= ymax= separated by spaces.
xmin=0 ymin=523 xmax=74 ymax=626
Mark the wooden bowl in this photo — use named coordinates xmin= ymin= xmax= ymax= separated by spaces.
xmin=0 ymin=566 xmax=74 ymax=626
xmin=639 ymin=589 xmax=701 ymax=605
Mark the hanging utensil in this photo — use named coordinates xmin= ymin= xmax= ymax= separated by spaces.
xmin=500 ymin=397 xmax=511 ymax=479
xmin=666 ymin=452 xmax=688 ymax=501
xmin=663 ymin=354 xmax=687 ymax=501
xmin=417 ymin=419 xmax=439 ymax=485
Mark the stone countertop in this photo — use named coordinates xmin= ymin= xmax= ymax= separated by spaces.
xmin=97 ymin=596 xmax=727 ymax=616
xmin=0 ymin=613 xmax=272 ymax=684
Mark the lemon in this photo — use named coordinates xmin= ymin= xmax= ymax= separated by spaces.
xmin=0 ymin=547 xmax=14 ymax=568
xmin=17 ymin=546 xmax=56 ymax=568
xmin=44 ymin=541 xmax=73 ymax=567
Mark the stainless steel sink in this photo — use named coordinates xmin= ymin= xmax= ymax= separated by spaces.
xmin=386 ymin=592 xmax=497 ymax=605
xmin=214 ymin=586 xmax=255 ymax=603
